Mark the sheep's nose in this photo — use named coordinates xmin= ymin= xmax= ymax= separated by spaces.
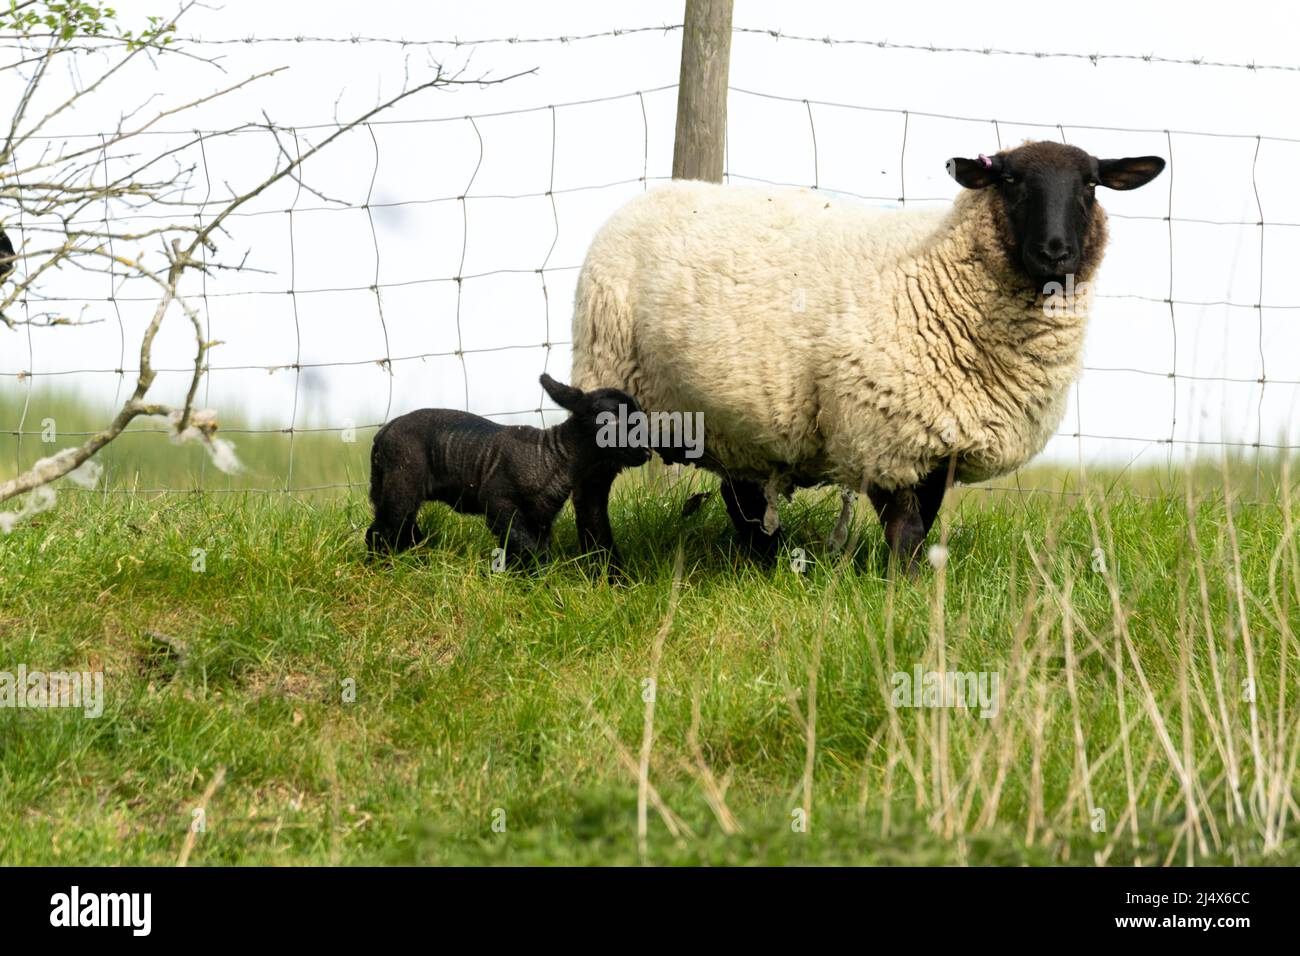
xmin=1040 ymin=238 xmax=1075 ymax=265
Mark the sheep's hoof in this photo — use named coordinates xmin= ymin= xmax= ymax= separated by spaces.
xmin=680 ymin=491 xmax=712 ymax=518
xmin=888 ymin=551 xmax=927 ymax=581
xmin=731 ymin=528 xmax=783 ymax=566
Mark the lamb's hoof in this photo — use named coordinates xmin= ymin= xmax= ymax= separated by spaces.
xmin=583 ymin=548 xmax=628 ymax=584
xmin=364 ymin=541 xmax=404 ymax=564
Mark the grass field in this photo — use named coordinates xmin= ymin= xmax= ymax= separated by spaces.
xmin=2 ymin=394 xmax=1299 ymax=865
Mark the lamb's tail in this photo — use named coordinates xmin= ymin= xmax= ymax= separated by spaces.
xmin=570 ymin=256 xmax=641 ymax=395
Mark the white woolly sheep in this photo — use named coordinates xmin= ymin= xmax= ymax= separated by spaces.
xmin=569 ymin=141 xmax=1165 ymax=566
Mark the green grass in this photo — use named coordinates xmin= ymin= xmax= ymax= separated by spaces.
xmin=3 ymin=388 xmax=1299 ymax=864
xmin=2 ymin=452 xmax=1298 ymax=865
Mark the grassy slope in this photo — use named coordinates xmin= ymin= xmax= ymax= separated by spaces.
xmin=1 ymin=458 xmax=1298 ymax=865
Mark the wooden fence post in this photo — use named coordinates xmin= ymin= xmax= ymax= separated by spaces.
xmin=671 ymin=0 xmax=734 ymax=183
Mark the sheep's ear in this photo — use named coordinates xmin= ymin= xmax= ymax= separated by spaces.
xmin=1097 ymin=156 xmax=1166 ymax=191
xmin=946 ymin=155 xmax=1002 ymax=189
xmin=540 ymin=373 xmax=585 ymax=412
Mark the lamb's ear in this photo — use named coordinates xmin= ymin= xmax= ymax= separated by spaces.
xmin=946 ymin=154 xmax=1002 ymax=189
xmin=540 ymin=373 xmax=585 ymax=412
xmin=1097 ymin=156 xmax=1165 ymax=191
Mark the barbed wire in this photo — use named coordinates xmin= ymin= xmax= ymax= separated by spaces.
xmin=170 ymin=24 xmax=684 ymax=49
xmin=149 ymin=23 xmax=1300 ymax=76
xmin=730 ymin=27 xmax=1300 ymax=75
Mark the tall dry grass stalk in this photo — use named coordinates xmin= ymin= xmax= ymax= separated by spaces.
xmin=176 ymin=765 xmax=226 ymax=867
xmin=686 ymin=694 xmax=743 ymax=835
xmin=637 ymin=543 xmax=685 ymax=862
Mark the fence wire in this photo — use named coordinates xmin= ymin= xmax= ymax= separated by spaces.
xmin=163 ymin=23 xmax=1300 ymax=75
xmin=2 ymin=24 xmax=1296 ymax=498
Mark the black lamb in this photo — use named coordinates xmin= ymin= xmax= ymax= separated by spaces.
xmin=366 ymin=374 xmax=651 ymax=569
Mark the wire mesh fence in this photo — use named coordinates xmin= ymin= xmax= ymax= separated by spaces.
xmin=3 ymin=22 xmax=1298 ymax=497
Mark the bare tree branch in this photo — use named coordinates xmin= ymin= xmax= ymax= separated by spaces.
xmin=0 ymin=2 xmax=533 ymax=511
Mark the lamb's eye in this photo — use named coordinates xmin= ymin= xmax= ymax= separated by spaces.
xmin=1001 ymin=174 xmax=1017 ymax=185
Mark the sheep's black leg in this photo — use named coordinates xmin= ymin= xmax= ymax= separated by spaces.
xmin=867 ymin=467 xmax=949 ymax=570
xmin=573 ymin=462 xmax=625 ymax=573
xmin=720 ymin=478 xmax=781 ymax=562
xmin=867 ymin=487 xmax=925 ymax=570
xmin=916 ymin=466 xmax=950 ymax=536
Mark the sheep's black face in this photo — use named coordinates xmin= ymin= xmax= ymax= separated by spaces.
xmin=947 ymin=142 xmax=1165 ymax=289
xmin=994 ymin=144 xmax=1097 ymax=285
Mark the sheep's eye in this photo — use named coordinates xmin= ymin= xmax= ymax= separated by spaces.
xmin=1086 ymin=180 xmax=1098 ymax=188
xmin=1001 ymin=174 xmax=1017 ymax=185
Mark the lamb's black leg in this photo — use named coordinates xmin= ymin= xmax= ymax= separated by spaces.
xmin=573 ymin=462 xmax=625 ymax=572
xmin=488 ymin=508 xmax=546 ymax=571
xmin=399 ymin=512 xmax=427 ymax=551
xmin=367 ymin=467 xmax=425 ymax=555
xmin=365 ymin=520 xmax=394 ymax=554
xmin=720 ymin=477 xmax=781 ymax=562
xmin=867 ymin=467 xmax=949 ymax=570
xmin=368 ymin=510 xmax=424 ymax=554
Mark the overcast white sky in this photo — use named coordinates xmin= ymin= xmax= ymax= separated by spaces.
xmin=5 ymin=0 xmax=1300 ymax=473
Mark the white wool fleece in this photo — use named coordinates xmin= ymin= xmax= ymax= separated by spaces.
xmin=570 ymin=181 xmax=1104 ymax=492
